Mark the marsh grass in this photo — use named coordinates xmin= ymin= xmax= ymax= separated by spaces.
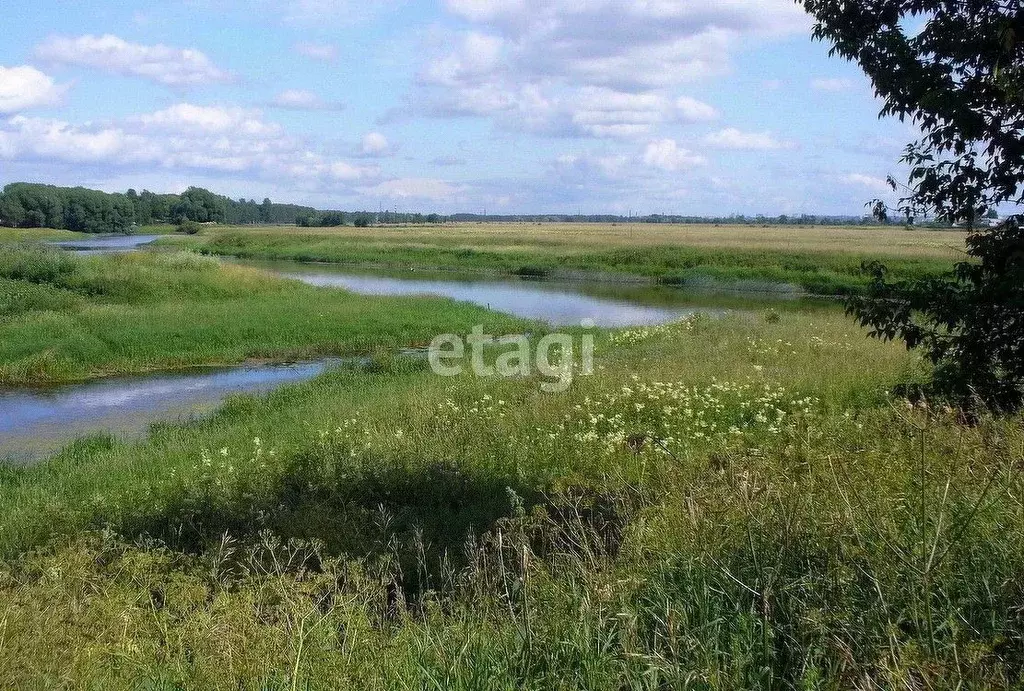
xmin=165 ymin=223 xmax=965 ymax=295
xmin=0 ymin=244 xmax=530 ymax=385
xmin=3 ymin=307 xmax=1020 ymax=687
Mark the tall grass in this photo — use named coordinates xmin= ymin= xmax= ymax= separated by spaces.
xmin=0 ymin=244 xmax=531 ymax=385
xmin=4 ymin=309 xmax=1018 ymax=687
xmin=168 ymin=225 xmax=961 ymax=295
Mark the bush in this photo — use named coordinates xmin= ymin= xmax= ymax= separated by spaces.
xmin=353 ymin=216 xmax=371 ymax=228
xmin=176 ymin=220 xmax=202 ymax=235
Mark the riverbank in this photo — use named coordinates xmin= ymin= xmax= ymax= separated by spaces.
xmin=0 ymin=244 xmax=529 ymax=386
xmin=2 ymin=307 xmax=1022 ymax=687
xmin=163 ymin=222 xmax=965 ymax=295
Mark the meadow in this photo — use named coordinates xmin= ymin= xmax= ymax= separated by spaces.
xmin=166 ymin=222 xmax=967 ymax=295
xmin=0 ymin=241 xmax=528 ymax=385
xmin=0 ymin=225 xmax=1020 ymax=688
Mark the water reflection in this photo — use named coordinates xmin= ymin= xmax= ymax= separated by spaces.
xmin=0 ymin=360 xmax=336 ymax=462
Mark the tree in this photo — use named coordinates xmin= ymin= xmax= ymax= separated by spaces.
xmin=801 ymin=0 xmax=1024 ymax=410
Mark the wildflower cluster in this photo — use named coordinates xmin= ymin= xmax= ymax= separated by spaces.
xmin=808 ymin=334 xmax=857 ymax=353
xmin=608 ymin=316 xmax=699 ymax=347
xmin=437 ymin=393 xmax=510 ymax=421
xmin=317 ymin=415 xmax=373 ymax=458
xmin=746 ymin=337 xmax=798 ymax=357
xmin=539 ymin=375 xmax=818 ymax=458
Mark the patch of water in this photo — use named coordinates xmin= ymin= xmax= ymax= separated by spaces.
xmin=0 ymin=360 xmax=336 ymax=463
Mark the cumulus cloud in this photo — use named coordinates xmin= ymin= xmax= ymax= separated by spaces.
xmin=270 ymin=89 xmax=345 ymax=111
xmin=811 ymin=77 xmax=854 ymax=92
xmin=138 ymin=104 xmax=280 ymax=137
xmin=0 ymin=104 xmax=373 ymax=183
xmin=293 ymin=41 xmax=339 ymax=62
xmin=705 ymin=127 xmax=790 ymax=150
xmin=675 ymin=96 xmax=718 ymax=123
xmin=0 ymin=66 xmax=66 ymax=113
xmin=35 ymin=34 xmax=233 ymax=87
xmin=643 ymin=139 xmax=706 ymax=171
xmin=415 ymin=0 xmax=803 ymax=139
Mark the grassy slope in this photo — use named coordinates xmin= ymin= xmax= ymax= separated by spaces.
xmin=2 ymin=307 xmax=1021 ymax=687
xmin=165 ymin=222 xmax=967 ymax=294
xmin=0 ymin=244 xmax=529 ymax=385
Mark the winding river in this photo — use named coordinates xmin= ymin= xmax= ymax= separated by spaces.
xmin=0 ymin=235 xmax=800 ymax=462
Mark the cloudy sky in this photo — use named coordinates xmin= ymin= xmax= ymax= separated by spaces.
xmin=0 ymin=0 xmax=916 ymax=215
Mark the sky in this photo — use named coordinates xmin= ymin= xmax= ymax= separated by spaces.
xmin=0 ymin=0 xmax=920 ymax=215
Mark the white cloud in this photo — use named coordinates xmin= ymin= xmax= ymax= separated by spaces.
xmin=138 ymin=104 xmax=281 ymax=137
xmin=423 ymin=32 xmax=505 ymax=87
xmin=360 ymin=131 xmax=391 ymax=156
xmin=705 ymin=127 xmax=790 ymax=150
xmin=0 ymin=66 xmax=65 ymax=113
xmin=359 ymin=177 xmax=464 ymax=201
xmin=643 ymin=139 xmax=706 ymax=171
xmin=270 ymin=89 xmax=345 ymax=111
xmin=0 ymin=104 xmax=374 ymax=184
xmin=811 ymin=77 xmax=854 ymax=92
xmin=293 ymin=41 xmax=339 ymax=62
xmin=842 ymin=173 xmax=890 ymax=192
xmin=675 ymin=96 xmax=718 ymax=123
xmin=35 ymin=34 xmax=232 ymax=88
xmin=419 ymin=0 xmax=805 ymax=139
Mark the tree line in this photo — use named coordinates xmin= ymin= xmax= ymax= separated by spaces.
xmin=0 ymin=183 xmax=318 ymax=233
xmin=0 ymin=181 xmax=986 ymax=235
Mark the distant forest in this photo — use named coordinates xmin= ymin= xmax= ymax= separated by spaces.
xmin=0 ymin=181 xmax=961 ymax=234
xmin=0 ymin=183 xmax=317 ymax=233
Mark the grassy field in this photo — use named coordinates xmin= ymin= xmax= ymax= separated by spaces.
xmin=2 ymin=302 xmax=1023 ymax=687
xmin=165 ymin=222 xmax=967 ymax=295
xmin=2 ymin=224 xmax=1022 ymax=688
xmin=0 ymin=243 xmax=528 ymax=385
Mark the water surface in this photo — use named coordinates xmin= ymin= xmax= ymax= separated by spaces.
xmin=52 ymin=234 xmax=161 ymax=254
xmin=239 ymin=260 xmax=752 ymax=327
xmin=0 ymin=360 xmax=335 ymax=463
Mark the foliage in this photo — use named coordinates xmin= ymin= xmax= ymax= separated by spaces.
xmin=176 ymin=219 xmax=202 ymax=235
xmin=849 ymin=218 xmax=1024 ymax=409
xmin=0 ymin=183 xmax=320 ymax=233
xmin=296 ymin=210 xmax=349 ymax=227
xmin=803 ymin=0 xmax=1024 ymax=409
xmin=0 ymin=183 xmax=136 ymax=233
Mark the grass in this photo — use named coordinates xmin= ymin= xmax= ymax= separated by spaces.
xmin=3 ymin=304 xmax=1022 ymax=687
xmin=0 ymin=227 xmax=88 ymax=242
xmin=1 ymin=227 xmax=1020 ymax=688
xmin=163 ymin=222 xmax=967 ymax=295
xmin=0 ymin=243 xmax=529 ymax=385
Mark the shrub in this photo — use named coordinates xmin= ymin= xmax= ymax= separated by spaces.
xmin=176 ymin=220 xmax=202 ymax=235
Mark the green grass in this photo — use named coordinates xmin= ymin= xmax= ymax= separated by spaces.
xmin=3 ymin=306 xmax=1021 ymax=687
xmin=163 ymin=223 xmax=964 ymax=295
xmin=0 ymin=227 xmax=87 ymax=242
xmin=1 ymin=230 xmax=1019 ymax=688
xmin=0 ymin=244 xmax=530 ymax=385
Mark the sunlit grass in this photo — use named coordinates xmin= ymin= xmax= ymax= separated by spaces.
xmin=6 ymin=308 xmax=1017 ymax=687
xmin=0 ymin=244 xmax=530 ymax=385
xmin=165 ymin=222 xmax=964 ymax=294
xmin=1 ymin=232 xmax=1020 ymax=688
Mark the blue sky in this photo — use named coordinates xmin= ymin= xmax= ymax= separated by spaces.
xmin=0 ymin=0 xmax=918 ymax=215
